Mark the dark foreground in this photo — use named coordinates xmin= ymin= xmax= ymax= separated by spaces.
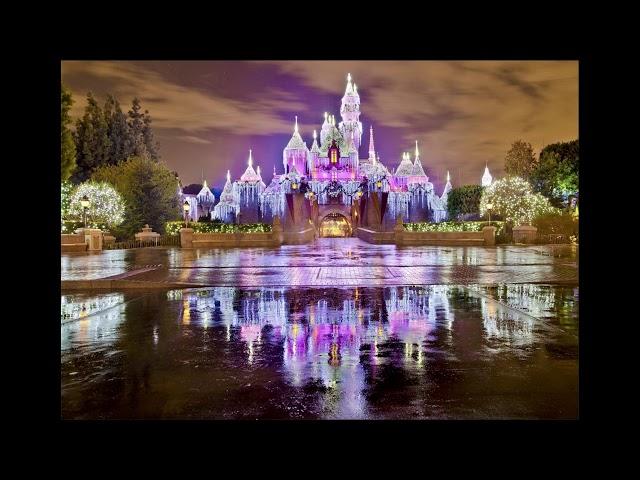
xmin=61 ymin=284 xmax=578 ymax=419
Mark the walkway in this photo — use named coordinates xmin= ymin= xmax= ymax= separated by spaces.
xmin=61 ymin=238 xmax=578 ymax=288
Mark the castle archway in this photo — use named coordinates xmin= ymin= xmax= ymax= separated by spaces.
xmin=319 ymin=213 xmax=352 ymax=238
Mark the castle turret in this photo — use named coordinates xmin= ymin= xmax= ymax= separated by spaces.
xmin=368 ymin=126 xmax=376 ymax=162
xmin=338 ymin=73 xmax=363 ymax=152
xmin=441 ymin=170 xmax=452 ymax=203
xmin=283 ymin=116 xmax=309 ymax=175
xmin=482 ymin=163 xmax=493 ymax=187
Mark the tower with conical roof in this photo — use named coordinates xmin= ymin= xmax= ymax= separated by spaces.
xmin=235 ymin=149 xmax=265 ymax=222
xmin=196 ymin=179 xmax=216 ymax=217
xmin=441 ymin=170 xmax=452 ymax=206
xmin=338 ymin=73 xmax=363 ymax=152
xmin=482 ymin=163 xmax=493 ymax=187
xmin=213 ymin=170 xmax=239 ymax=222
xmin=409 ymin=140 xmax=428 ymax=182
xmin=368 ymin=126 xmax=376 ymax=162
xmin=283 ymin=116 xmax=309 ymax=176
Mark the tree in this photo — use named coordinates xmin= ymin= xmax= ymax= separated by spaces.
xmin=446 ymin=185 xmax=485 ymax=220
xmin=72 ymin=92 xmax=111 ymax=182
xmin=480 ymin=176 xmax=556 ymax=226
xmin=142 ymin=109 xmax=159 ymax=160
xmin=92 ymin=156 xmax=180 ymax=238
xmin=128 ymin=98 xmax=153 ymax=159
xmin=530 ymin=139 xmax=578 ymax=207
xmin=67 ymin=181 xmax=126 ymax=228
xmin=61 ymin=84 xmax=77 ymax=181
xmin=104 ymin=95 xmax=133 ymax=165
xmin=504 ymin=140 xmax=537 ymax=181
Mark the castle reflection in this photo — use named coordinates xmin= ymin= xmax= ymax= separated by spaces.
xmin=159 ymin=284 xmax=574 ymax=417
xmin=61 ymin=284 xmax=578 ymax=419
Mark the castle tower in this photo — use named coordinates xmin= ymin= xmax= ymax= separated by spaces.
xmin=482 ymin=163 xmax=493 ymax=187
xmin=368 ymin=126 xmax=376 ymax=162
xmin=309 ymin=129 xmax=320 ymax=175
xmin=320 ymin=112 xmax=332 ymax=146
xmin=283 ymin=116 xmax=309 ymax=175
xmin=338 ymin=73 xmax=363 ymax=152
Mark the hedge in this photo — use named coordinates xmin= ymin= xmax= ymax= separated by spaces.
xmin=165 ymin=222 xmax=272 ymax=236
xmin=404 ymin=221 xmax=505 ymax=236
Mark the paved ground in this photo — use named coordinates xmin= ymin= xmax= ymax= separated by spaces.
xmin=61 ymin=238 xmax=578 ymax=287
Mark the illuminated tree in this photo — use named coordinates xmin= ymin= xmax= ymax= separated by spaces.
xmin=92 ymin=156 xmax=179 ymax=237
xmin=68 ymin=181 xmax=126 ymax=228
xmin=480 ymin=176 xmax=556 ymax=226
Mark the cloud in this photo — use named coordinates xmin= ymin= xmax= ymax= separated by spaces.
xmin=177 ymin=135 xmax=212 ymax=145
xmin=61 ymin=61 xmax=303 ymax=136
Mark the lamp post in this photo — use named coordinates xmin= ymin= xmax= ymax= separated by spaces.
xmin=486 ymin=202 xmax=493 ymax=226
xmin=183 ymin=200 xmax=190 ymax=228
xmin=80 ymin=195 xmax=90 ymax=228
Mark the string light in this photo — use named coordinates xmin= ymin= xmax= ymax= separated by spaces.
xmin=165 ymin=222 xmax=272 ymax=236
xmin=479 ymin=176 xmax=556 ymax=226
xmin=67 ymin=182 xmax=126 ymax=228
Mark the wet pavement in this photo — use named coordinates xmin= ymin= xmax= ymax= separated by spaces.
xmin=60 ymin=239 xmax=578 ymax=419
xmin=61 ymin=238 xmax=578 ymax=286
xmin=61 ymin=284 xmax=578 ymax=419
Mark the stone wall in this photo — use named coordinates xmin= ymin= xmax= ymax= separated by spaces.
xmin=356 ymin=228 xmax=395 ymax=244
xmin=356 ymin=224 xmax=497 ymax=246
xmin=61 ymin=232 xmax=87 ymax=252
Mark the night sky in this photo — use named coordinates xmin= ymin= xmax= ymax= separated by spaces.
xmin=61 ymin=61 xmax=578 ymax=192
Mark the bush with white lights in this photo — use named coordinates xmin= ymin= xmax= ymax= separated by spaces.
xmin=68 ymin=182 xmax=126 ymax=228
xmin=480 ymin=176 xmax=556 ymax=226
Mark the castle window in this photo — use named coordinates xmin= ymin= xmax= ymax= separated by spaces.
xmin=331 ymin=150 xmax=337 ymax=164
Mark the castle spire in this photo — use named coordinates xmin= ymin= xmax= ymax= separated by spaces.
xmin=368 ymin=126 xmax=376 ymax=161
xmin=415 ymin=140 xmax=420 ymax=161
xmin=226 ymin=170 xmax=231 ymax=183
xmin=482 ymin=164 xmax=493 ymax=187
xmin=248 ymin=149 xmax=253 ymax=167
xmin=294 ymin=116 xmax=298 ymax=134
xmin=345 ymin=73 xmax=353 ymax=94
xmin=447 ymin=170 xmax=450 ymax=183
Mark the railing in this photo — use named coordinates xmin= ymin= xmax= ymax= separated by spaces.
xmin=104 ymin=235 xmax=180 ymax=250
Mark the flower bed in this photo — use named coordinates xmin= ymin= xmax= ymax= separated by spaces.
xmin=165 ymin=221 xmax=272 ymax=236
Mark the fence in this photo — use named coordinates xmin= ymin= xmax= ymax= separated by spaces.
xmin=104 ymin=235 xmax=181 ymax=250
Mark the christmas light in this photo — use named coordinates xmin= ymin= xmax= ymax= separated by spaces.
xmin=67 ymin=182 xmax=126 ymax=228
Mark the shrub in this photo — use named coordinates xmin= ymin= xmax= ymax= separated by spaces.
xmin=446 ymin=185 xmax=484 ymax=220
xmin=480 ymin=176 xmax=557 ymax=226
xmin=533 ymin=212 xmax=578 ymax=237
xmin=67 ymin=181 xmax=126 ymax=228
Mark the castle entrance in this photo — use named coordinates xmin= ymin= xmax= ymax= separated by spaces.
xmin=319 ymin=213 xmax=352 ymax=238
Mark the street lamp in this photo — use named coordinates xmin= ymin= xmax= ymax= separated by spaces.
xmin=183 ymin=200 xmax=190 ymax=227
xmin=81 ymin=195 xmax=90 ymax=228
xmin=486 ymin=202 xmax=493 ymax=225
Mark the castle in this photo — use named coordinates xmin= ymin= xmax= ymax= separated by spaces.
xmin=191 ymin=74 xmax=493 ymax=235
